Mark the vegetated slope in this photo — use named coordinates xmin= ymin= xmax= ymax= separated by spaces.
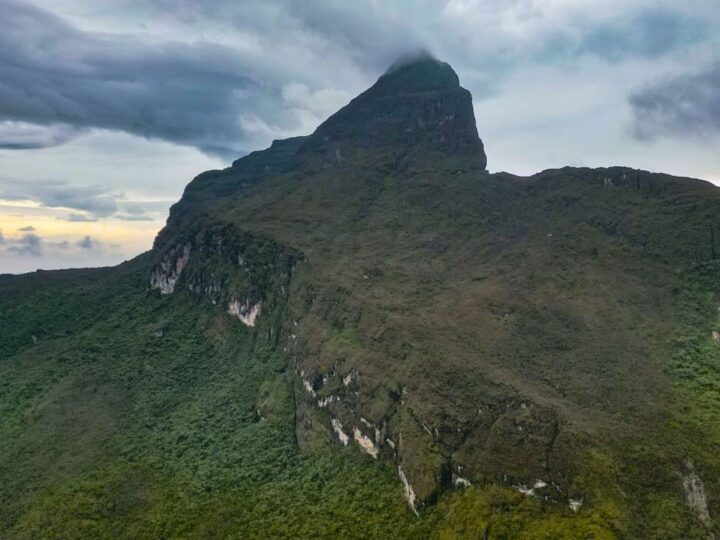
xmin=2 ymin=56 xmax=720 ymax=539
xmin=0 ymin=256 xmax=425 ymax=538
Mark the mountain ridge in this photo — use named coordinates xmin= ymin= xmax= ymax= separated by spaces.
xmin=2 ymin=56 xmax=720 ymax=538
xmin=290 ymin=56 xmax=486 ymax=172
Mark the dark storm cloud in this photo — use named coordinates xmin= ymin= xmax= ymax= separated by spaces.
xmin=630 ymin=62 xmax=720 ymax=139
xmin=543 ymin=8 xmax=706 ymax=62
xmin=0 ymin=0 xmax=715 ymax=176
xmin=0 ymin=180 xmax=121 ymax=217
xmin=0 ymin=1 xmax=288 ymax=158
xmin=1 ymin=0 xmax=711 ymax=160
xmin=118 ymin=0 xmax=421 ymax=73
xmin=0 ymin=122 xmax=85 ymax=149
xmin=271 ymin=0 xmax=421 ymax=70
xmin=121 ymin=1 xmax=709 ymax=85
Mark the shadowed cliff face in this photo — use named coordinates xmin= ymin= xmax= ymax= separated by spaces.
xmin=295 ymin=57 xmax=487 ymax=171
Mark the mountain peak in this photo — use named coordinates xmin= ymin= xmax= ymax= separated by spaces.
xmin=297 ymin=55 xmax=487 ymax=171
xmin=379 ymin=52 xmax=460 ymax=93
xmin=384 ymin=49 xmax=439 ymax=72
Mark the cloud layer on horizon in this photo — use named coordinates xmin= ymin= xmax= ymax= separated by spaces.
xmin=0 ymin=223 xmax=115 ymax=269
xmin=0 ymin=0 xmax=716 ymax=158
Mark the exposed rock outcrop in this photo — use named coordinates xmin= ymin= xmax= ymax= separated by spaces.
xmin=294 ymin=54 xmax=486 ymax=171
xmin=681 ymin=460 xmax=711 ymax=527
xmin=150 ymin=244 xmax=190 ymax=294
xmin=150 ymin=220 xmax=302 ymax=336
xmin=227 ymin=298 xmax=262 ymax=327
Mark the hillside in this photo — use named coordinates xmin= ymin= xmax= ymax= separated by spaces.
xmin=2 ymin=57 xmax=720 ymax=539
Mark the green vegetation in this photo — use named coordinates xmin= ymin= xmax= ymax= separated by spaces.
xmin=0 ymin=257 xmax=630 ymax=538
xmin=3 ymin=58 xmax=720 ymax=537
xmin=0 ymin=258 xmax=419 ymax=538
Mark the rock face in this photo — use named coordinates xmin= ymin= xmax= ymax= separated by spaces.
xmin=180 ymin=136 xmax=307 ymax=210
xmin=155 ymin=135 xmax=309 ymax=256
xmin=681 ymin=460 xmax=712 ymax=527
xmin=295 ymin=54 xmax=486 ymax=171
xmin=227 ymin=298 xmax=261 ymax=327
xmin=150 ymin=244 xmax=190 ymax=295
xmin=150 ymin=220 xmax=302 ymax=339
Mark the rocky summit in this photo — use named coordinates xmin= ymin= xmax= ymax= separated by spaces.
xmin=295 ymin=55 xmax=486 ymax=170
xmin=2 ymin=57 xmax=720 ymax=538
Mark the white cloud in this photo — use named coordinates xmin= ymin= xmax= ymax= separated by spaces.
xmin=282 ymin=82 xmax=352 ymax=117
xmin=0 ymin=121 xmax=84 ymax=149
xmin=0 ymin=180 xmax=122 ymax=218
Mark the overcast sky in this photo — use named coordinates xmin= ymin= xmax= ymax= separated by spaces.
xmin=1 ymin=0 xmax=719 ymax=273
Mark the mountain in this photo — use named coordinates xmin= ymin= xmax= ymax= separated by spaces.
xmin=2 ymin=56 xmax=720 ymax=539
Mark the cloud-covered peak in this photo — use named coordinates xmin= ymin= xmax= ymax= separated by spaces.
xmin=383 ymin=49 xmax=438 ymax=75
xmin=1 ymin=0 xmax=714 ymax=161
xmin=376 ymin=53 xmax=460 ymax=94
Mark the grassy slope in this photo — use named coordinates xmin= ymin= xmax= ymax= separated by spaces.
xmin=0 ymin=257 xmax=423 ymax=538
xmin=208 ymin=159 xmax=720 ymax=537
xmin=3 ymin=161 xmax=720 ymax=537
xmin=1 ymin=257 xmax=646 ymax=539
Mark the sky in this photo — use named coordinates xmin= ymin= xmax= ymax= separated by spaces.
xmin=1 ymin=0 xmax=719 ymax=273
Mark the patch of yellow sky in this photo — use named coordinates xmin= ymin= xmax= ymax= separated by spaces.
xmin=0 ymin=199 xmax=163 ymax=255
